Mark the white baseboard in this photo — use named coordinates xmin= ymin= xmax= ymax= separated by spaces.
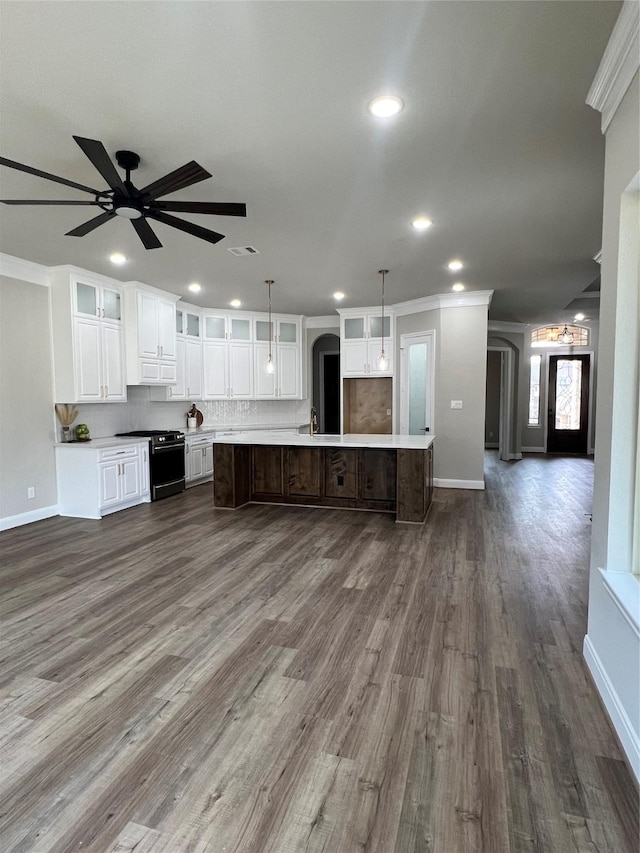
xmin=434 ymin=478 xmax=485 ymax=490
xmin=583 ymin=634 xmax=640 ymax=785
xmin=0 ymin=504 xmax=60 ymax=532
xmin=522 ymin=446 xmax=545 ymax=453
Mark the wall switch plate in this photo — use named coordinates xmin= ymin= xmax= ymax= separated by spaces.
xmin=27 ymin=487 xmax=35 ymax=499
xmin=386 ymin=409 xmax=392 ymax=416
xmin=451 ymin=400 xmax=463 ymax=409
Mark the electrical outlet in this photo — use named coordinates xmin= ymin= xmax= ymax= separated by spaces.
xmin=451 ymin=400 xmax=463 ymax=409
xmin=27 ymin=487 xmax=35 ymax=499
xmin=386 ymin=409 xmax=392 ymax=416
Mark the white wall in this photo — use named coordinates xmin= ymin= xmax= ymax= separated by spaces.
xmin=585 ymin=66 xmax=640 ymax=782
xmin=0 ymin=276 xmax=58 ymax=525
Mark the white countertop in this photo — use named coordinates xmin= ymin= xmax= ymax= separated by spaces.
xmin=213 ymin=432 xmax=435 ymax=450
xmin=55 ymin=436 xmax=151 ymax=449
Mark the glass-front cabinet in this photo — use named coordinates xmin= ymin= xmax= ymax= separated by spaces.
xmin=340 ymin=309 xmax=394 ymax=376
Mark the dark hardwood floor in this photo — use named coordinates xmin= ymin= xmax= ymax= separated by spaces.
xmin=0 ymin=452 xmax=637 ymax=852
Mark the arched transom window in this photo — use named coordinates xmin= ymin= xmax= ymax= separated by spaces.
xmin=531 ymin=325 xmax=590 ymax=347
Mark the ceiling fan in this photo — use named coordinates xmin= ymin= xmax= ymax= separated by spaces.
xmin=0 ymin=136 xmax=247 ymax=249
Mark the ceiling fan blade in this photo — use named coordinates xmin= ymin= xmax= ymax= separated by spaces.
xmin=1 ymin=199 xmax=103 ymax=205
xmin=73 ymin=136 xmax=128 ymax=195
xmin=66 ymin=210 xmax=115 ymax=237
xmin=139 ymin=161 xmax=211 ymax=201
xmin=146 ymin=210 xmax=225 ymax=244
xmin=0 ymin=156 xmax=102 ymax=195
xmin=151 ymin=201 xmax=247 ymax=217
xmin=132 ymin=217 xmax=162 ymax=249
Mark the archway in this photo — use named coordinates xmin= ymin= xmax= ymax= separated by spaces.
xmin=312 ymin=334 xmax=340 ymax=434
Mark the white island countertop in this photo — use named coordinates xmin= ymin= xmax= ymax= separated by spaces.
xmin=213 ymin=432 xmax=435 ymax=450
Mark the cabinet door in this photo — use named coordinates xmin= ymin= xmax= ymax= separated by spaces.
xmin=277 ymin=320 xmax=298 ymax=344
xmin=185 ymin=339 xmax=202 ymax=398
xmin=170 ymin=337 xmax=187 ymax=399
xmin=230 ymin=317 xmax=252 ymax=341
xmin=342 ymin=341 xmax=368 ymax=375
xmin=101 ymin=323 xmax=126 ymax=401
xmin=368 ymin=344 xmax=393 ymax=375
xmin=140 ymin=445 xmax=149 ymax=495
xmin=74 ymin=318 xmax=102 ymax=400
xmin=343 ymin=317 xmax=366 ymax=341
xmin=74 ymin=280 xmax=100 ymax=319
xmin=229 ymin=343 xmax=253 ymax=398
xmin=99 ymin=461 xmax=121 ymax=508
xmin=253 ymin=342 xmax=276 ymax=398
xmin=203 ymin=443 xmax=214 ymax=476
xmin=203 ymin=342 xmax=229 ymax=398
xmin=102 ymin=286 xmax=122 ymax=322
xmin=203 ymin=314 xmax=228 ymax=341
xmin=158 ymin=299 xmax=176 ymax=359
xmin=138 ymin=293 xmax=160 ymax=358
xmin=277 ymin=346 xmax=300 ymax=398
xmin=121 ymin=457 xmax=141 ymax=500
xmin=190 ymin=445 xmax=205 ymax=479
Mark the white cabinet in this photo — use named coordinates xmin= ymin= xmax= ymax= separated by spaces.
xmin=124 ymin=283 xmax=178 ymax=385
xmin=185 ymin=434 xmax=214 ymax=486
xmin=202 ymin=312 xmax=255 ymax=399
xmin=253 ymin=317 xmax=302 ymax=398
xmin=56 ymin=441 xmax=150 ymax=519
xmin=339 ymin=309 xmax=394 ymax=376
xmin=49 ymin=267 xmax=127 ymax=403
xmin=151 ymin=302 xmax=203 ymax=401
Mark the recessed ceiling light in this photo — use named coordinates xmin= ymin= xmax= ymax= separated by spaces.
xmin=574 ymin=312 xmax=585 ymax=321
xmin=369 ymin=95 xmax=404 ymax=118
xmin=333 ymin=291 xmax=345 ymax=301
xmin=411 ymin=217 xmax=433 ymax=231
xmin=188 ymin=282 xmax=202 ymax=293
xmin=109 ymin=252 xmax=127 ymax=265
xmin=230 ymin=299 xmax=242 ymax=308
xmin=452 ymin=283 xmax=465 ymax=292
xmin=447 ymin=259 xmax=464 ymax=272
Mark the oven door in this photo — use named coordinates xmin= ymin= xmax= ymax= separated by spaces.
xmin=150 ymin=442 xmax=185 ymax=500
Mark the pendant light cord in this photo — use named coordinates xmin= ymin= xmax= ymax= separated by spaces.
xmin=379 ymin=269 xmax=388 ymax=358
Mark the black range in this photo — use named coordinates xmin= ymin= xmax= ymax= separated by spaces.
xmin=115 ymin=430 xmax=185 ymax=501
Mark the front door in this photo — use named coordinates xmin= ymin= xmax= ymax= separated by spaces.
xmin=547 ymin=355 xmax=590 ymax=454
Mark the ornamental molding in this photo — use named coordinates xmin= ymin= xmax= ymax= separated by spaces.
xmin=0 ymin=252 xmax=49 ymax=287
xmin=587 ymin=0 xmax=640 ymax=134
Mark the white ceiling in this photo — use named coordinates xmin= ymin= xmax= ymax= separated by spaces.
xmin=0 ymin=1 xmax=619 ymax=323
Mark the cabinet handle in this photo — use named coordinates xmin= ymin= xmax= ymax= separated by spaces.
xmin=105 ymin=385 xmax=108 ymax=397
xmin=161 ymin=345 xmax=164 ymax=357
xmin=100 ymin=385 xmax=103 ymax=397
xmin=187 ymin=387 xmax=190 ymax=396
xmin=143 ymin=450 xmax=147 ymax=462
xmin=186 ymin=444 xmax=189 ymax=453
xmin=102 ymin=307 xmax=105 ymax=318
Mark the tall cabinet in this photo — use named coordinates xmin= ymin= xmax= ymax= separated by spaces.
xmin=49 ymin=266 xmax=127 ymax=403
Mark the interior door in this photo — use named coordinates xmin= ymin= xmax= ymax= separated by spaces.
xmin=547 ymin=355 xmax=590 ymax=453
xmin=400 ymin=332 xmax=434 ymax=435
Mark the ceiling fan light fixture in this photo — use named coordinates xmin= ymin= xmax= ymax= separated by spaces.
xmin=113 ymin=201 xmax=143 ymax=220
xmin=369 ymin=95 xmax=403 ymax=118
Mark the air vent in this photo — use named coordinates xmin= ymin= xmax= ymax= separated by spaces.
xmin=227 ymin=246 xmax=260 ymax=256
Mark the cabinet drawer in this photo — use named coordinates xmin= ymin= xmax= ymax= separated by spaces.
xmin=139 ymin=360 xmax=177 ymax=384
xmin=99 ymin=444 xmax=140 ymax=461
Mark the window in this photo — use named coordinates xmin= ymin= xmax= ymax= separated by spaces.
xmin=528 ymin=354 xmax=541 ymax=426
xmin=531 ymin=325 xmax=590 ymax=347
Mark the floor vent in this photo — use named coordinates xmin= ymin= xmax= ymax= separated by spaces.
xmin=227 ymin=246 xmax=260 ymax=256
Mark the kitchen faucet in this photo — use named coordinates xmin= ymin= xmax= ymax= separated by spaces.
xmin=309 ymin=407 xmax=319 ymax=436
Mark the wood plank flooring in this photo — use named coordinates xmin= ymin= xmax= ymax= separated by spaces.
xmin=0 ymin=452 xmax=637 ymax=852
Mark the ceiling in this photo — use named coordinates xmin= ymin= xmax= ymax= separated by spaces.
xmin=0 ymin=1 xmax=619 ymax=324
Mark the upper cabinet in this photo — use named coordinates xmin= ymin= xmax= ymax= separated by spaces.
xmin=253 ymin=317 xmax=301 ymax=398
xmin=123 ymin=282 xmax=179 ymax=385
xmin=49 ymin=266 xmax=127 ymax=403
xmin=339 ymin=308 xmax=394 ymax=376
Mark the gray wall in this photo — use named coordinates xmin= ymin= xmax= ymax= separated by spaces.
xmin=396 ymin=303 xmax=487 ymax=485
xmin=0 ymin=276 xmax=58 ymax=520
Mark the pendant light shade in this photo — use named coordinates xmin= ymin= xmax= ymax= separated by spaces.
xmin=377 ymin=269 xmax=389 ymax=371
xmin=265 ymin=279 xmax=275 ymax=373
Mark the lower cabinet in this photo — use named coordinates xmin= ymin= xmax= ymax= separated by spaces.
xmin=185 ymin=435 xmax=214 ymax=486
xmin=56 ymin=442 xmax=150 ymax=519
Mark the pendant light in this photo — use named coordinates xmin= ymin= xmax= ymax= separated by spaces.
xmin=557 ymin=324 xmax=574 ymax=345
xmin=378 ymin=269 xmax=389 ymax=371
xmin=265 ymin=279 xmax=275 ymax=374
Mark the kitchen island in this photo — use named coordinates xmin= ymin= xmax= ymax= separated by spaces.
xmin=213 ymin=433 xmax=434 ymax=523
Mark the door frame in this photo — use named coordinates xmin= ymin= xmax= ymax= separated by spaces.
xmin=545 ymin=351 xmax=593 ymax=454
xmin=487 ymin=345 xmax=518 ymax=461
xmin=318 ymin=349 xmax=340 ymax=433
xmin=399 ymin=330 xmax=436 ymax=436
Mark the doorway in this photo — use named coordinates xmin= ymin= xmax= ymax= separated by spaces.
xmin=400 ymin=331 xmax=434 ymax=435
xmin=547 ymin=354 xmax=590 ymax=454
xmin=312 ymin=334 xmax=341 ymax=434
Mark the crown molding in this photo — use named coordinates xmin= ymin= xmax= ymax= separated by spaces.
xmin=488 ymin=320 xmax=530 ymax=333
xmin=393 ymin=290 xmax=494 ymax=317
xmin=305 ymin=315 xmax=339 ymax=329
xmin=0 ymin=253 xmax=49 ymax=287
xmin=587 ymin=0 xmax=640 ymax=134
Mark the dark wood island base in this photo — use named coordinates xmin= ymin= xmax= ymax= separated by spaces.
xmin=214 ymin=442 xmax=433 ymax=523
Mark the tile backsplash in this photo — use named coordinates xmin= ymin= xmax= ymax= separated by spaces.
xmin=73 ymin=387 xmax=311 ymax=438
